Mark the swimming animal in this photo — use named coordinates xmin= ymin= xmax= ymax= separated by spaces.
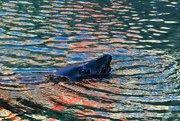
xmin=54 ymin=54 xmax=112 ymax=81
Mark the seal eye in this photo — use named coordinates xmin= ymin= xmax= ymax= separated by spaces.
xmin=81 ymin=69 xmax=90 ymax=74
xmin=81 ymin=67 xmax=91 ymax=75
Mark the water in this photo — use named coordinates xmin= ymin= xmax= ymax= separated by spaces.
xmin=0 ymin=0 xmax=179 ymax=120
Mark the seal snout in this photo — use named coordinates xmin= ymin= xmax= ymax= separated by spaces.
xmin=106 ymin=54 xmax=112 ymax=64
xmin=101 ymin=54 xmax=112 ymax=65
xmin=97 ymin=54 xmax=112 ymax=64
xmin=98 ymin=54 xmax=112 ymax=74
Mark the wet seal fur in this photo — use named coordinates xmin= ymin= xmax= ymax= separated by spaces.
xmin=53 ymin=54 xmax=112 ymax=81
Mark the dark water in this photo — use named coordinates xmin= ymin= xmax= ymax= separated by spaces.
xmin=0 ymin=0 xmax=180 ymax=120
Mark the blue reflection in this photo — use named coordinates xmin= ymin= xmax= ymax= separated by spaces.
xmin=10 ymin=32 xmax=22 ymax=36
xmin=68 ymin=57 xmax=84 ymax=62
xmin=51 ymin=50 xmax=65 ymax=54
xmin=0 ymin=28 xmax=5 ymax=32
xmin=0 ymin=12 xmax=6 ymax=15
xmin=115 ymin=34 xmax=124 ymax=37
xmin=58 ymin=29 xmax=67 ymax=32
xmin=0 ymin=34 xmax=4 ymax=37
xmin=97 ymin=112 xmax=110 ymax=116
xmin=12 ymin=68 xmax=55 ymax=72
xmin=24 ymin=47 xmax=52 ymax=52
xmin=53 ymin=37 xmax=69 ymax=41
xmin=28 ymin=39 xmax=43 ymax=43
xmin=6 ymin=3 xmax=14 ymax=6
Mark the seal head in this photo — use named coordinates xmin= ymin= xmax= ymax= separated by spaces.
xmin=54 ymin=54 xmax=112 ymax=81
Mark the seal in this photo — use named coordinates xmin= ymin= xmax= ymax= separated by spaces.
xmin=54 ymin=54 xmax=112 ymax=81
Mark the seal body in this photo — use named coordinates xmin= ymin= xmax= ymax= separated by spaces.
xmin=54 ymin=54 xmax=112 ymax=81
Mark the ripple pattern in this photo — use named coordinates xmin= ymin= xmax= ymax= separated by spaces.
xmin=0 ymin=0 xmax=180 ymax=120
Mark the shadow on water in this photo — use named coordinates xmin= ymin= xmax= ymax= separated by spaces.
xmin=0 ymin=0 xmax=180 ymax=120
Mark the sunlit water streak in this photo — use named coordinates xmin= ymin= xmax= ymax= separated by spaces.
xmin=0 ymin=0 xmax=180 ymax=120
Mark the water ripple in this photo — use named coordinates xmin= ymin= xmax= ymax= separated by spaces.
xmin=0 ymin=0 xmax=179 ymax=120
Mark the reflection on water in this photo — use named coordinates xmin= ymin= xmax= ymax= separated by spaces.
xmin=0 ymin=0 xmax=180 ymax=120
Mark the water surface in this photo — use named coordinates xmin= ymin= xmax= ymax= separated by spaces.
xmin=0 ymin=0 xmax=180 ymax=120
